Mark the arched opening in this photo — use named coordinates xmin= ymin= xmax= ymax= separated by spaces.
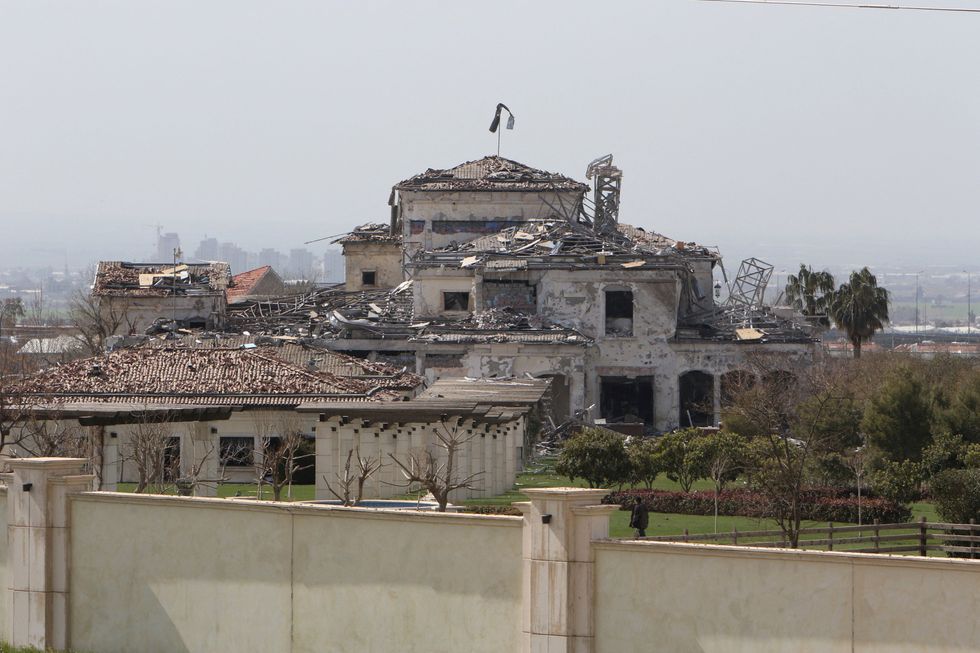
xmin=721 ymin=370 xmax=755 ymax=407
xmin=679 ymin=371 xmax=714 ymax=428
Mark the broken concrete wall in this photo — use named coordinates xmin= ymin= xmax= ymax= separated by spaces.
xmin=412 ymin=269 xmax=476 ymax=318
xmin=342 ymin=241 xmax=404 ymax=291
xmin=100 ymin=294 xmax=226 ymax=335
xmin=535 ymin=269 xmax=681 ymax=339
xmin=398 ymin=190 xmax=583 ymax=252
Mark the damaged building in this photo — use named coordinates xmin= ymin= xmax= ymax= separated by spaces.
xmin=93 ymin=261 xmax=232 ymax=333
xmin=13 ymin=340 xmax=546 ymax=501
xmin=227 ymin=154 xmax=815 ymax=433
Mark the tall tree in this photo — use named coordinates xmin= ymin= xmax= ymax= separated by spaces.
xmin=830 ymin=267 xmax=890 ymax=358
xmin=784 ymin=265 xmax=836 ymax=328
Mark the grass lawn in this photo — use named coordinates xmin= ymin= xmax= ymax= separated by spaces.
xmin=115 ymin=461 xmax=942 ymax=544
xmin=463 ymin=458 xmax=943 ymax=541
xmin=115 ymin=482 xmax=316 ymax=501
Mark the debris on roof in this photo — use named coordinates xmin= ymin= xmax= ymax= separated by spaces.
xmin=418 ymin=220 xmax=718 ymax=268
xmin=333 ymin=222 xmax=401 ymax=244
xmin=17 ymin=346 xmax=421 ymax=406
xmin=93 ymin=261 xmax=231 ymax=297
xmin=393 ymin=155 xmax=588 ymax=193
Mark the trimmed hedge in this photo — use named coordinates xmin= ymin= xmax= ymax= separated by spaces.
xmin=604 ymin=488 xmax=911 ymax=524
xmin=463 ymin=505 xmax=524 ymax=516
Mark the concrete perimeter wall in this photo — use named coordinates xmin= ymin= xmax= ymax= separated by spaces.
xmin=68 ymin=493 xmax=522 ymax=653
xmin=0 ymin=487 xmax=7 ymax=643
xmin=594 ymin=540 xmax=980 ymax=653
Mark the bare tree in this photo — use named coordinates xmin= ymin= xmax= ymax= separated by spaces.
xmin=70 ymin=291 xmax=134 ymax=356
xmin=0 ymin=344 xmax=32 ymax=457
xmin=175 ymin=437 xmax=236 ymax=496
xmin=19 ymin=409 xmax=88 ymax=458
xmin=250 ymin=413 xmax=314 ymax=501
xmin=119 ymin=412 xmax=180 ymax=493
xmin=323 ymin=446 xmax=384 ymax=506
xmin=723 ymin=354 xmax=860 ymax=547
xmin=388 ymin=417 xmax=482 ymax=512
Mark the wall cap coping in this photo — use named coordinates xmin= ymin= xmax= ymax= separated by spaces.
xmin=512 ymin=501 xmax=531 ymax=515
xmin=72 ymin=491 xmax=524 ymax=528
xmin=592 ymin=538 xmax=980 ymax=572
xmin=7 ymin=457 xmax=87 ymax=471
xmin=570 ymin=504 xmax=618 ymax=516
xmin=522 ymin=487 xmax=609 ymax=500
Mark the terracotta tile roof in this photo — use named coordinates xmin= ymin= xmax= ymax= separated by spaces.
xmin=17 ymin=347 xmax=417 ymax=406
xmin=93 ymin=261 xmax=230 ymax=297
xmin=393 ymin=155 xmax=588 ymax=193
xmin=128 ymin=335 xmax=421 ymax=388
xmin=227 ymin=266 xmax=273 ymax=302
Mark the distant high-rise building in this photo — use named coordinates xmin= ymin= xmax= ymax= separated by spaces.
xmin=219 ymin=242 xmax=248 ymax=275
xmin=194 ymin=237 xmax=219 ymax=261
xmin=322 ymin=249 xmax=344 ymax=283
xmin=288 ymin=248 xmax=315 ymax=279
xmin=156 ymin=232 xmax=181 ymax=262
xmin=258 ymin=248 xmax=281 ymax=270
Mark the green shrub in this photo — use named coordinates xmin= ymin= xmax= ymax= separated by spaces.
xmin=870 ymin=460 xmax=924 ymax=504
xmin=930 ymin=468 xmax=980 ymax=524
xmin=555 ymin=428 xmax=631 ymax=488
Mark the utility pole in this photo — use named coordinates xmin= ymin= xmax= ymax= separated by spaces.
xmin=968 ymin=271 xmax=972 ymax=336
xmin=915 ymin=271 xmax=922 ymax=335
xmin=172 ymin=246 xmax=182 ymax=334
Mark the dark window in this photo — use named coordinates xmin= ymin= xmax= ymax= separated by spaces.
xmin=163 ymin=437 xmax=181 ymax=481
xmin=220 ymin=436 xmax=254 ymax=467
xmin=361 ymin=270 xmax=377 ymax=286
xmin=679 ymin=371 xmax=715 ymax=427
xmin=605 ymin=290 xmax=633 ymax=337
xmin=600 ymin=376 xmax=654 ymax=425
xmin=443 ymin=291 xmax=470 ymax=311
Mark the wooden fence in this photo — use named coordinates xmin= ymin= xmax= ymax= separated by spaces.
xmin=640 ymin=517 xmax=980 ymax=557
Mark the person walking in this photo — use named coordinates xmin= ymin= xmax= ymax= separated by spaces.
xmin=629 ymin=499 xmax=649 ymax=538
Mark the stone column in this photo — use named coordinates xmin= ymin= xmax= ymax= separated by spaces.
xmin=7 ymin=458 xmax=94 ymax=650
xmin=515 ymin=487 xmax=617 ymax=653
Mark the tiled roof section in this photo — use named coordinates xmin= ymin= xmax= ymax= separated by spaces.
xmin=93 ymin=261 xmax=231 ymax=297
xmin=127 ymin=334 xmax=421 ymax=389
xmin=334 ymin=223 xmax=401 ymax=244
xmin=17 ymin=347 xmax=415 ymax=405
xmin=227 ymin=266 xmax=272 ymax=302
xmin=393 ymin=155 xmax=588 ymax=193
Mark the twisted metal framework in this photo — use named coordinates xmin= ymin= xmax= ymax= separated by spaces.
xmin=727 ymin=257 xmax=774 ymax=309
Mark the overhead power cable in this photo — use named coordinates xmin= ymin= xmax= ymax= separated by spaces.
xmin=700 ymin=0 xmax=980 ymax=12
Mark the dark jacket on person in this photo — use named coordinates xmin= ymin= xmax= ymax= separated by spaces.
xmin=629 ymin=503 xmax=649 ymax=531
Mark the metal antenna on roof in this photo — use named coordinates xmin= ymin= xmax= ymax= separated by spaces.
xmin=489 ymin=103 xmax=515 ymax=156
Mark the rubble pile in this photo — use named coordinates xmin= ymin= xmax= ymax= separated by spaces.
xmin=93 ymin=261 xmax=230 ymax=297
xmin=394 ymin=155 xmax=587 ymax=193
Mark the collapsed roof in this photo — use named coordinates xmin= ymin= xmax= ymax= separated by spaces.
xmin=333 ymin=222 xmax=401 ymax=244
xmin=93 ymin=261 xmax=231 ymax=297
xmin=393 ymin=155 xmax=588 ymax=193
xmin=414 ymin=220 xmax=719 ymax=270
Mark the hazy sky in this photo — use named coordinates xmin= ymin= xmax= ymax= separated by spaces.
xmin=2 ymin=0 xmax=979 ymax=270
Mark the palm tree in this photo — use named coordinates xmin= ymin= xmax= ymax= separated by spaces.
xmin=784 ymin=264 xmax=836 ymax=329
xmin=830 ymin=267 xmax=890 ymax=358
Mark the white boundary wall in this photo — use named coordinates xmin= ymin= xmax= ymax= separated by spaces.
xmin=594 ymin=540 xmax=980 ymax=653
xmin=8 ymin=459 xmax=980 ymax=653
xmin=68 ymin=493 xmax=523 ymax=653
